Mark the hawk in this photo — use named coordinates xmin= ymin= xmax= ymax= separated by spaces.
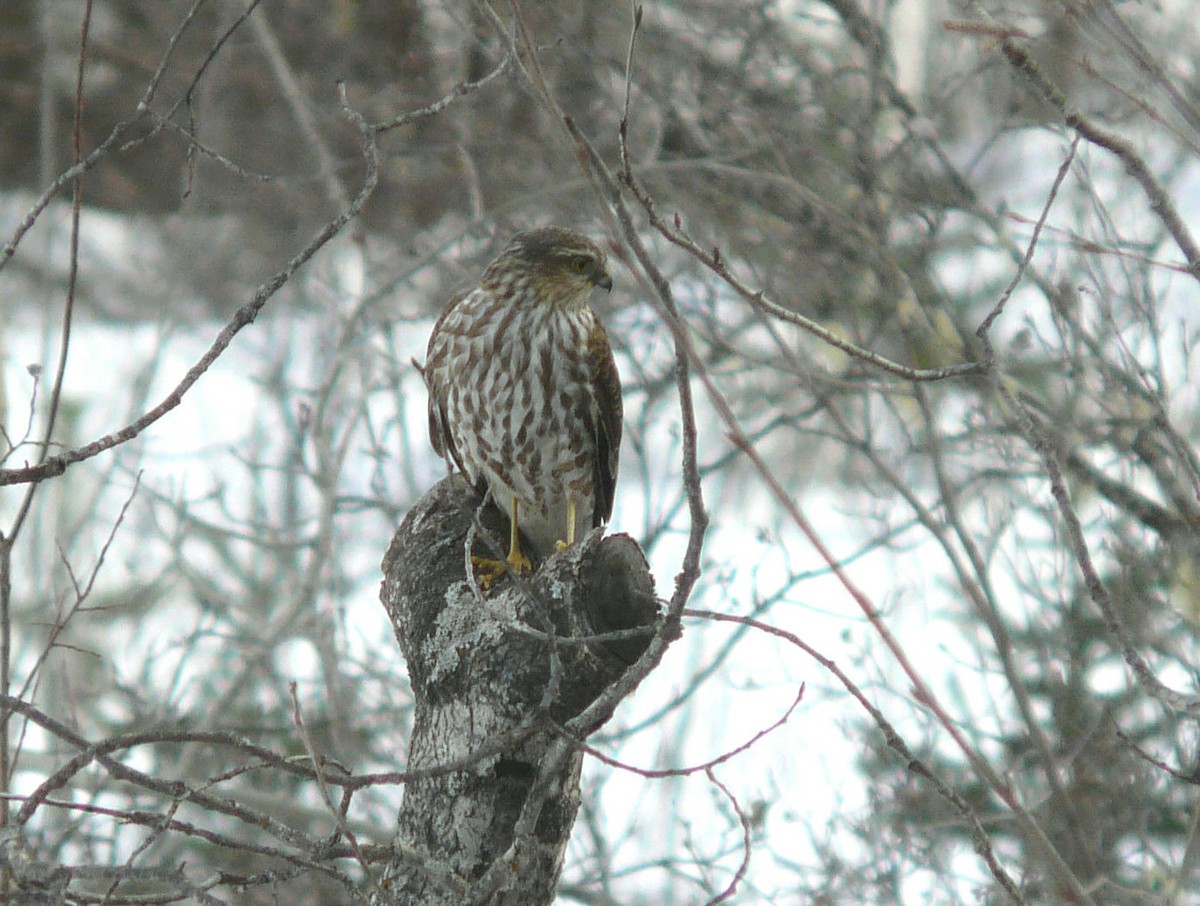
xmin=421 ymin=227 xmax=622 ymax=577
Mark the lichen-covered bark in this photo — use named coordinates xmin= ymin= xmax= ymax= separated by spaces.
xmin=377 ymin=477 xmax=656 ymax=905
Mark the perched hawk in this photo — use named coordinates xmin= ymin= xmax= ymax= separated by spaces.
xmin=421 ymin=227 xmax=622 ymax=575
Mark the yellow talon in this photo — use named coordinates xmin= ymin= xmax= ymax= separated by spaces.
xmin=506 ymin=548 xmax=532 ymax=575
xmin=470 ymin=555 xmax=509 ymax=590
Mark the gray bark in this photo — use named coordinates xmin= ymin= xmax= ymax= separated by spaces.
xmin=377 ymin=476 xmax=656 ymax=905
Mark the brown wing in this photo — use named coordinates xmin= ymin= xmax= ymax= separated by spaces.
xmin=587 ymin=319 xmax=623 ymax=526
xmin=420 ymin=289 xmax=470 ymax=478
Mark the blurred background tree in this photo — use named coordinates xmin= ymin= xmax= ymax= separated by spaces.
xmin=2 ymin=0 xmax=1199 ymax=903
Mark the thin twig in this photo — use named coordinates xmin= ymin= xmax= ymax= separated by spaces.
xmin=702 ymin=767 xmax=751 ymax=906
xmin=288 ymin=684 xmax=379 ymax=897
xmin=374 ymin=53 xmax=512 ymax=132
xmin=572 ymin=685 xmax=804 ymax=779
xmin=976 ymin=135 xmax=1079 ymax=337
xmin=245 ymin=3 xmax=350 ymax=210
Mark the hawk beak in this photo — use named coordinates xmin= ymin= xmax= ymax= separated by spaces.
xmin=594 ymin=270 xmax=613 ymax=292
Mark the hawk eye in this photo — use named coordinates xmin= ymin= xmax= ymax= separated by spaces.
xmin=569 ymin=255 xmax=591 ymax=275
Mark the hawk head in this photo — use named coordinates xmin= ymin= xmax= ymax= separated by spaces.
xmin=482 ymin=227 xmax=613 ymax=307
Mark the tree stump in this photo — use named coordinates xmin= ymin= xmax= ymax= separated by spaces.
xmin=377 ymin=477 xmax=656 ymax=905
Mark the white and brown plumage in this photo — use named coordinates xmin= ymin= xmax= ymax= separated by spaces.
xmin=421 ymin=227 xmax=622 ymax=574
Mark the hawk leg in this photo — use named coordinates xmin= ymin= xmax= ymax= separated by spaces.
xmin=555 ymin=497 xmax=578 ymax=552
xmin=470 ymin=496 xmax=531 ymax=589
xmin=506 ymin=497 xmax=533 ymax=574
